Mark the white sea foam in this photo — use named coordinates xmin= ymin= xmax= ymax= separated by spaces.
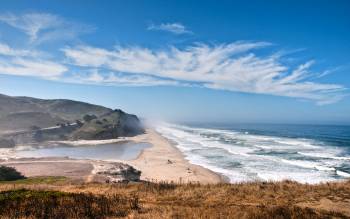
xmin=280 ymin=159 xmax=335 ymax=171
xmin=156 ymin=123 xmax=350 ymax=183
xmin=298 ymin=152 xmax=350 ymax=160
xmin=337 ymin=170 xmax=350 ymax=177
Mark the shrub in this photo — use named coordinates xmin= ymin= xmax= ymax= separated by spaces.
xmin=83 ymin=114 xmax=97 ymax=122
xmin=95 ymin=120 xmax=103 ymax=125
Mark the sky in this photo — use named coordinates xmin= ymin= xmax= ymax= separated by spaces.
xmin=0 ymin=0 xmax=349 ymax=125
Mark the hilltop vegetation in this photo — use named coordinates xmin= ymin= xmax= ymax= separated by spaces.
xmin=0 ymin=179 xmax=349 ymax=218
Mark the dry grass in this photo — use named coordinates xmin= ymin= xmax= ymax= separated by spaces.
xmin=0 ymin=179 xmax=349 ymax=218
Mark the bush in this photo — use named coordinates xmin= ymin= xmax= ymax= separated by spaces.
xmin=95 ymin=120 xmax=103 ymax=125
xmin=0 ymin=166 xmax=26 ymax=181
xmin=83 ymin=114 xmax=97 ymax=122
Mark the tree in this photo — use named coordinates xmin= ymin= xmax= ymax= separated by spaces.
xmin=83 ymin=114 xmax=97 ymax=122
xmin=0 ymin=166 xmax=26 ymax=181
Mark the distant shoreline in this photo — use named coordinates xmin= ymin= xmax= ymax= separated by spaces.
xmin=126 ymin=129 xmax=226 ymax=183
xmin=1 ymin=129 xmax=226 ymax=184
xmin=51 ymin=128 xmax=227 ymax=183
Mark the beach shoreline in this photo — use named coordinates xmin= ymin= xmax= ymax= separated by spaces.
xmin=0 ymin=129 xmax=226 ymax=184
xmin=53 ymin=128 xmax=226 ymax=183
xmin=126 ymin=129 xmax=226 ymax=184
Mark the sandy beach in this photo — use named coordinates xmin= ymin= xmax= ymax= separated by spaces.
xmin=54 ymin=128 xmax=225 ymax=183
xmin=125 ymin=129 xmax=224 ymax=184
xmin=0 ymin=157 xmax=95 ymax=182
xmin=0 ymin=129 xmax=224 ymax=184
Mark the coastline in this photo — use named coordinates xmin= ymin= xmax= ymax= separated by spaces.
xmin=1 ymin=129 xmax=226 ymax=184
xmin=125 ymin=129 xmax=226 ymax=184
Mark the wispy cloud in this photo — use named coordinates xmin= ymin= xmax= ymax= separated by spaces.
xmin=68 ymin=69 xmax=184 ymax=87
xmin=0 ymin=43 xmax=39 ymax=57
xmin=0 ymin=12 xmax=94 ymax=44
xmin=0 ymin=57 xmax=67 ymax=78
xmin=147 ymin=22 xmax=191 ymax=34
xmin=0 ymin=42 xmax=67 ymax=78
xmin=0 ymin=12 xmax=345 ymax=105
xmin=63 ymin=41 xmax=345 ymax=104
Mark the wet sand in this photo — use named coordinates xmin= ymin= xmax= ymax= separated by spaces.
xmin=1 ymin=157 xmax=94 ymax=182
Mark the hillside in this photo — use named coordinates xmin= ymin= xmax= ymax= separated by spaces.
xmin=0 ymin=94 xmax=112 ymax=132
xmin=0 ymin=94 xmax=144 ymax=145
xmin=71 ymin=109 xmax=144 ymax=140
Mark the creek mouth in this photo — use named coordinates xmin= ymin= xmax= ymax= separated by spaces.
xmin=12 ymin=142 xmax=151 ymax=161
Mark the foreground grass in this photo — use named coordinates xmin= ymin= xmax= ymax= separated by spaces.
xmin=0 ymin=176 xmax=67 ymax=185
xmin=0 ymin=189 xmax=136 ymax=218
xmin=0 ymin=179 xmax=349 ymax=218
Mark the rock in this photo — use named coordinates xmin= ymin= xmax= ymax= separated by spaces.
xmin=94 ymin=163 xmax=141 ymax=182
xmin=120 ymin=166 xmax=142 ymax=181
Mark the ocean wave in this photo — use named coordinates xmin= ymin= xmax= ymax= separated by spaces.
xmin=298 ymin=151 xmax=350 ymax=160
xmin=156 ymin=123 xmax=350 ymax=183
xmin=280 ymin=159 xmax=335 ymax=171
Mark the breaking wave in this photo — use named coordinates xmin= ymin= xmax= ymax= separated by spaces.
xmin=156 ymin=123 xmax=350 ymax=183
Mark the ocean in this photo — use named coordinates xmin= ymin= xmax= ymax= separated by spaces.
xmin=156 ymin=123 xmax=350 ymax=183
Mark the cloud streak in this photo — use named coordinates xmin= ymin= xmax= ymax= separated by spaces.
xmin=148 ymin=22 xmax=191 ymax=34
xmin=0 ymin=43 xmax=39 ymax=57
xmin=62 ymin=42 xmax=345 ymax=104
xmin=0 ymin=57 xmax=67 ymax=78
xmin=0 ymin=12 xmax=94 ymax=44
xmin=0 ymin=43 xmax=67 ymax=78
xmin=67 ymin=69 xmax=184 ymax=87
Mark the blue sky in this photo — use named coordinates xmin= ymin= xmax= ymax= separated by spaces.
xmin=0 ymin=0 xmax=349 ymax=124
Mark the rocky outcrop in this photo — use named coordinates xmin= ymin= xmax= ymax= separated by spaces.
xmin=93 ymin=163 xmax=141 ymax=183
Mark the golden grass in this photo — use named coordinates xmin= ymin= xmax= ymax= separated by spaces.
xmin=0 ymin=176 xmax=67 ymax=185
xmin=0 ymin=179 xmax=349 ymax=218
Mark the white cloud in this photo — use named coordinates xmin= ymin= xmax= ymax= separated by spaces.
xmin=0 ymin=58 xmax=67 ymax=78
xmin=63 ymin=41 xmax=345 ymax=104
xmin=148 ymin=22 xmax=191 ymax=34
xmin=0 ymin=42 xmax=67 ymax=78
xmin=0 ymin=11 xmax=345 ymax=105
xmin=68 ymin=69 xmax=184 ymax=87
xmin=0 ymin=12 xmax=94 ymax=44
xmin=0 ymin=42 xmax=40 ymax=57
